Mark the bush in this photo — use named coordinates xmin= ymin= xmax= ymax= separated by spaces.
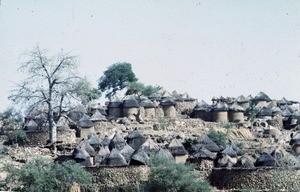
xmin=145 ymin=156 xmax=211 ymax=192
xmin=6 ymin=129 xmax=29 ymax=146
xmin=207 ymin=129 xmax=227 ymax=148
xmin=4 ymin=158 xmax=92 ymax=192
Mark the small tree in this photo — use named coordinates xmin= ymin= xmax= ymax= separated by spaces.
xmin=4 ymin=158 xmax=92 ymax=192
xmin=0 ymin=107 xmax=23 ymax=133
xmin=145 ymin=156 xmax=211 ymax=192
xmin=9 ymin=46 xmax=89 ymax=146
xmin=98 ymin=62 xmax=138 ymax=98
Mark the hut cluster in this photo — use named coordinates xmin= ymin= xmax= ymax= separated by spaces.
xmin=71 ymin=129 xmax=188 ymax=167
xmin=192 ymin=92 xmax=300 ymax=129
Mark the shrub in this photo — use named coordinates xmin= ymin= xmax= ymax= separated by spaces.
xmin=145 ymin=156 xmax=211 ymax=192
xmin=4 ymin=158 xmax=92 ymax=192
xmin=6 ymin=129 xmax=29 ymax=146
xmin=158 ymin=117 xmax=170 ymax=130
xmin=207 ymin=129 xmax=227 ymax=148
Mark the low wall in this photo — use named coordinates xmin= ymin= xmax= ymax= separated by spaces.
xmin=85 ymin=166 xmax=148 ymax=188
xmin=210 ymin=167 xmax=300 ymax=191
xmin=26 ymin=130 xmax=76 ymax=146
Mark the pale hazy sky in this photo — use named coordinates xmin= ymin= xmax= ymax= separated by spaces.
xmin=0 ymin=0 xmax=300 ymax=111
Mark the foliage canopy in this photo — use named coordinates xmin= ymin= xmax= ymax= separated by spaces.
xmin=98 ymin=62 xmax=138 ymax=98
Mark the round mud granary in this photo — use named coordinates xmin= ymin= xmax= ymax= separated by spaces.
xmin=193 ymin=100 xmax=212 ymax=121
xmin=108 ymin=98 xmax=123 ymax=118
xmin=122 ymin=95 xmax=139 ymax=120
xmin=228 ymin=103 xmax=245 ymax=123
xmin=140 ymin=99 xmax=156 ymax=119
xmin=160 ymin=98 xmax=177 ymax=118
xmin=212 ymin=102 xmax=228 ymax=123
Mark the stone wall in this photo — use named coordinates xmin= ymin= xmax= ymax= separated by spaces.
xmin=85 ymin=166 xmax=148 ymax=188
xmin=209 ymin=167 xmax=300 ymax=191
xmin=26 ymin=130 xmax=76 ymax=146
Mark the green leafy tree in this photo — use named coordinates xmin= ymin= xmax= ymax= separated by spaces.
xmin=145 ymin=156 xmax=211 ymax=192
xmin=4 ymin=158 xmax=92 ymax=192
xmin=125 ymin=81 xmax=159 ymax=97
xmin=98 ymin=62 xmax=138 ymax=98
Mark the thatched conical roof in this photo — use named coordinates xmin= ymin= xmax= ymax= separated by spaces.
xmin=87 ymin=134 xmax=101 ymax=149
xmin=56 ymin=115 xmax=71 ymax=131
xmin=278 ymin=97 xmax=292 ymax=105
xmin=77 ymin=114 xmax=94 ymax=128
xmin=181 ymin=92 xmax=195 ymax=101
xmin=194 ymin=100 xmax=211 ymax=111
xmin=130 ymin=148 xmax=149 ymax=165
xmin=281 ymin=107 xmax=292 ymax=117
xmin=229 ymin=102 xmax=245 ymax=112
xmin=95 ymin=146 xmax=110 ymax=164
xmin=257 ymin=107 xmax=272 ymax=117
xmin=235 ymin=155 xmax=255 ymax=168
xmin=160 ymin=98 xmax=176 ymax=106
xmin=148 ymin=93 xmax=161 ymax=101
xmin=253 ymin=92 xmax=271 ymax=102
xmin=24 ymin=119 xmax=38 ymax=131
xmin=101 ymin=133 xmax=115 ymax=147
xmin=271 ymin=107 xmax=283 ymax=116
xmin=161 ymin=91 xmax=172 ymax=99
xmin=221 ymin=145 xmax=237 ymax=158
xmin=230 ymin=141 xmax=244 ymax=156
xmin=103 ymin=148 xmax=128 ymax=167
xmin=194 ymin=147 xmax=216 ymax=160
xmin=195 ymin=135 xmax=220 ymax=152
xmin=236 ymin=95 xmax=248 ymax=103
xmin=119 ymin=144 xmax=135 ymax=163
xmin=109 ymin=133 xmax=126 ymax=151
xmin=73 ymin=147 xmax=90 ymax=160
xmin=247 ymin=95 xmax=253 ymax=101
xmin=155 ymin=148 xmax=174 ymax=161
xmin=78 ymin=140 xmax=96 ymax=157
xmin=90 ymin=110 xmax=107 ymax=122
xmin=123 ymin=95 xmax=139 ymax=108
xmin=172 ymin=90 xmax=182 ymax=101
xmin=213 ymin=102 xmax=228 ymax=111
xmin=168 ymin=138 xmax=188 ymax=156
xmin=126 ymin=129 xmax=146 ymax=150
xmin=254 ymin=152 xmax=277 ymax=167
xmin=140 ymin=137 xmax=160 ymax=155
xmin=140 ymin=99 xmax=155 ymax=108
xmin=108 ymin=98 xmax=123 ymax=108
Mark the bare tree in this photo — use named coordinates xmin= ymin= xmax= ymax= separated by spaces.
xmin=9 ymin=46 xmax=93 ymax=147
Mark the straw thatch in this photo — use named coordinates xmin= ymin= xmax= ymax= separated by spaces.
xmin=56 ymin=115 xmax=71 ymax=131
xmin=155 ymin=148 xmax=174 ymax=161
xmin=160 ymin=98 xmax=176 ymax=106
xmin=102 ymin=133 xmax=115 ymax=147
xmin=126 ymin=129 xmax=146 ymax=150
xmin=130 ymin=148 xmax=150 ymax=165
xmin=95 ymin=146 xmax=110 ymax=164
xmin=103 ymin=148 xmax=128 ymax=167
xmin=87 ymin=134 xmax=101 ymax=149
xmin=139 ymin=137 xmax=160 ymax=155
xmin=221 ymin=145 xmax=237 ymax=158
xmin=24 ymin=119 xmax=38 ymax=131
xmin=77 ymin=114 xmax=94 ymax=128
xmin=168 ymin=138 xmax=188 ymax=156
xmin=123 ymin=95 xmax=139 ymax=108
xmin=78 ymin=140 xmax=96 ymax=157
xmin=257 ymin=107 xmax=272 ymax=117
xmin=236 ymin=95 xmax=248 ymax=104
xmin=148 ymin=93 xmax=161 ymax=101
xmin=90 ymin=110 xmax=107 ymax=122
xmin=73 ymin=147 xmax=90 ymax=160
xmin=119 ymin=144 xmax=135 ymax=163
xmin=254 ymin=152 xmax=277 ymax=167
xmin=253 ymin=92 xmax=272 ymax=102
xmin=194 ymin=135 xmax=220 ymax=152
xmin=109 ymin=133 xmax=126 ymax=151
xmin=194 ymin=147 xmax=216 ymax=160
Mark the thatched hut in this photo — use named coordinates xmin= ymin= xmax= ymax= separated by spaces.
xmin=212 ymin=102 xmax=229 ymax=123
xmin=109 ymin=133 xmax=126 ymax=151
xmin=252 ymin=92 xmax=272 ymax=107
xmin=107 ymin=98 xmax=123 ymax=119
xmin=90 ymin=110 xmax=107 ymax=122
xmin=103 ymin=148 xmax=128 ymax=167
xmin=77 ymin=114 xmax=95 ymax=139
xmin=126 ymin=129 xmax=146 ymax=150
xmin=168 ymin=138 xmax=188 ymax=163
xmin=122 ymin=95 xmax=139 ymax=120
xmin=228 ymin=102 xmax=245 ymax=123
xmin=68 ymin=104 xmax=87 ymax=122
xmin=160 ymin=98 xmax=177 ymax=118
xmin=148 ymin=93 xmax=161 ymax=101
xmin=257 ymin=107 xmax=272 ymax=120
xmin=193 ymin=100 xmax=212 ymax=121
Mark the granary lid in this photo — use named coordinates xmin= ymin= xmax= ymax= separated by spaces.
xmin=168 ymin=138 xmax=188 ymax=156
xmin=77 ymin=114 xmax=94 ymax=128
xmin=257 ymin=107 xmax=272 ymax=116
xmin=246 ymin=95 xmax=253 ymax=101
xmin=148 ymin=93 xmax=161 ymax=101
xmin=278 ymin=97 xmax=292 ymax=105
xmin=213 ymin=102 xmax=228 ymax=111
xmin=161 ymin=91 xmax=173 ymax=99
xmin=181 ymin=92 xmax=195 ymax=101
xmin=160 ymin=97 xmax=176 ymax=106
xmin=253 ymin=92 xmax=272 ymax=102
xmin=104 ymin=148 xmax=128 ymax=167
xmin=172 ymin=90 xmax=182 ymax=101
xmin=123 ymin=95 xmax=139 ymax=108
xmin=229 ymin=102 xmax=245 ymax=112
xmin=108 ymin=97 xmax=123 ymax=108
xmin=90 ymin=110 xmax=107 ymax=122
xmin=139 ymin=137 xmax=160 ymax=155
xmin=271 ymin=107 xmax=283 ymax=116
xmin=236 ymin=95 xmax=248 ymax=103
xmin=193 ymin=100 xmax=211 ymax=111
xmin=281 ymin=107 xmax=292 ymax=117
xmin=140 ymin=99 xmax=155 ymax=108
xmin=211 ymin=96 xmax=219 ymax=101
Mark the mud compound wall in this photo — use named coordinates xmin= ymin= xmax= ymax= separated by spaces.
xmin=210 ymin=167 xmax=300 ymax=191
